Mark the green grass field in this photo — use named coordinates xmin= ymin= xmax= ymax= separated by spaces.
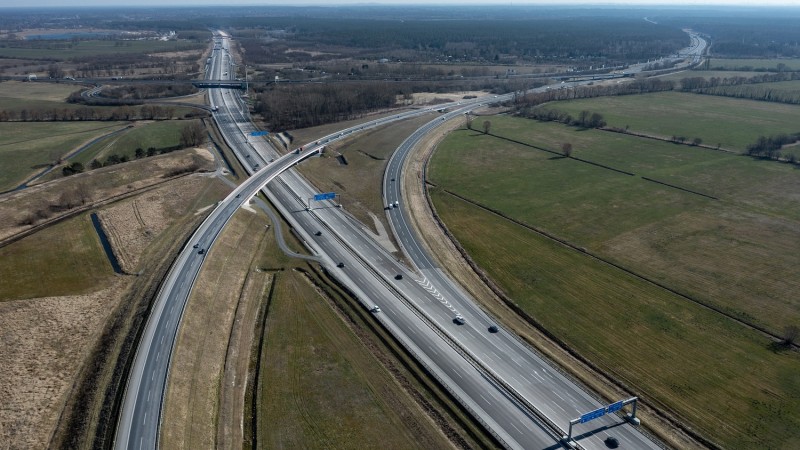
xmin=429 ymin=114 xmax=800 ymax=447
xmin=71 ymin=119 xmax=201 ymax=166
xmin=0 ymin=213 xmax=113 ymax=300
xmin=0 ymin=80 xmax=88 ymax=113
xmin=0 ymin=121 xmax=128 ymax=191
xmin=257 ymin=268 xmax=449 ymax=449
xmin=536 ymin=91 xmax=800 ymax=152
xmin=431 ymin=190 xmax=800 ymax=449
xmin=431 ymin=116 xmax=800 ymax=334
xmin=0 ymin=39 xmax=204 ymax=61
xmin=705 ymin=58 xmax=800 ymax=71
xmin=0 ymin=80 xmax=79 ymax=102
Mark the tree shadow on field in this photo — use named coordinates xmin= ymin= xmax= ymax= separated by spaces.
xmin=767 ymin=341 xmax=795 ymax=353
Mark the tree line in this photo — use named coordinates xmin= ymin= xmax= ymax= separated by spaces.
xmin=0 ymin=104 xmax=196 ymax=122
xmin=518 ymin=107 xmax=606 ymax=129
xmin=746 ymin=133 xmax=800 ymax=162
xmin=680 ymin=72 xmax=800 ymax=105
xmin=254 ymin=82 xmax=397 ymax=130
xmin=512 ymin=78 xmax=675 ymax=113
xmin=680 ymin=72 xmax=800 ymax=90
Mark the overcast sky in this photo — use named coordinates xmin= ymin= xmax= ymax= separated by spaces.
xmin=1 ymin=0 xmax=799 ymax=7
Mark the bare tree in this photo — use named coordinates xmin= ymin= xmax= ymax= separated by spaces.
xmin=180 ymin=121 xmax=206 ymax=148
xmin=483 ymin=120 xmax=491 ymax=134
xmin=75 ymin=183 xmax=91 ymax=205
xmin=578 ymin=110 xmax=590 ymax=127
xmin=783 ymin=325 xmax=799 ymax=346
xmin=561 ymin=142 xmax=573 ymax=157
xmin=465 ymin=114 xmax=473 ymax=130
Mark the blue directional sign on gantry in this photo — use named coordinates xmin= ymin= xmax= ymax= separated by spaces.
xmin=250 ymin=130 xmax=269 ymax=137
xmin=313 ymin=192 xmax=336 ymax=201
xmin=606 ymin=401 xmax=624 ymax=414
xmin=580 ymin=407 xmax=606 ymax=424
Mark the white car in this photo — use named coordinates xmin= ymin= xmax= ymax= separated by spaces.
xmin=370 ymin=305 xmax=381 ymax=313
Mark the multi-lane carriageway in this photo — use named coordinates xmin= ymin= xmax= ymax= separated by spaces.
xmin=113 ymin=30 xmax=704 ymax=450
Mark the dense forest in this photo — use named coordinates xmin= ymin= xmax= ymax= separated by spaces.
xmin=232 ymin=18 xmax=686 ymax=66
xmin=658 ymin=10 xmax=800 ymax=57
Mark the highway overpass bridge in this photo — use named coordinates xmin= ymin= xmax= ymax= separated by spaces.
xmin=191 ymin=79 xmax=246 ymax=89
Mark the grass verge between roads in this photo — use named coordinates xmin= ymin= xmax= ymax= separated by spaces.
xmin=256 ymin=267 xmax=453 ymax=450
xmin=298 ymin=113 xmax=435 ymax=235
xmin=537 ymin=91 xmax=800 ymax=152
xmin=161 ymin=209 xmax=266 ymax=449
xmin=430 ymin=189 xmax=800 ymax=450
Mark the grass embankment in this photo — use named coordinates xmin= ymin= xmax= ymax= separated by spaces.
xmin=0 ymin=121 xmax=128 ymax=191
xmin=162 ymin=209 xmax=266 ymax=449
xmin=298 ymin=113 xmax=435 ymax=234
xmin=0 ymin=213 xmax=112 ymax=300
xmin=538 ymin=91 xmax=800 ymax=151
xmin=429 ymin=115 xmax=800 ymax=448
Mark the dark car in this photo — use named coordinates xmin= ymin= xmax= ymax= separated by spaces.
xmin=394 ymin=274 xmax=403 ymax=280
xmin=605 ymin=436 xmax=619 ymax=448
xmin=488 ymin=325 xmax=499 ymax=333
xmin=198 ymin=248 xmax=206 ymax=255
xmin=336 ymin=262 xmax=345 ymax=268
xmin=193 ymin=243 xmax=199 ymax=249
xmin=315 ymin=231 xmax=322 ymax=236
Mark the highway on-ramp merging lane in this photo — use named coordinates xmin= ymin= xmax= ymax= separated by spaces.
xmin=113 ymin=143 xmax=321 ymax=450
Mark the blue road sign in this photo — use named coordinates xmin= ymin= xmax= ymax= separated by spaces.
xmin=580 ymin=407 xmax=606 ymax=424
xmin=607 ymin=401 xmax=624 ymax=414
xmin=250 ymin=130 xmax=269 ymax=137
xmin=313 ymin=192 xmax=336 ymax=201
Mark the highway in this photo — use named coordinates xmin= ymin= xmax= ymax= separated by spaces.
xmin=383 ymin=106 xmax=661 ymax=450
xmin=114 ymin=29 xmax=706 ymax=449
xmin=205 ymin=33 xmax=565 ymax=449
xmin=113 ymin=34 xmax=325 ymax=450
